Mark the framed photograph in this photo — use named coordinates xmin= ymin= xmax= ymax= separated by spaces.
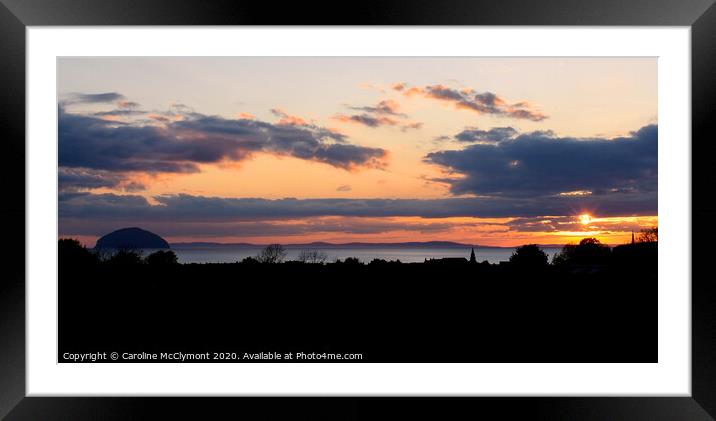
xmin=2 ymin=0 xmax=714 ymax=418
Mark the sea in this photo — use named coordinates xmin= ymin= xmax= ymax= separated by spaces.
xmin=138 ymin=245 xmax=563 ymax=264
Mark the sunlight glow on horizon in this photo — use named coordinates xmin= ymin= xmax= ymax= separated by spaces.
xmin=64 ymin=214 xmax=658 ymax=249
xmin=57 ymin=57 xmax=657 ymax=245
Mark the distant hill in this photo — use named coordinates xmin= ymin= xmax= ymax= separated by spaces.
xmin=95 ymin=227 xmax=170 ymax=249
xmin=170 ymin=240 xmax=569 ymax=249
xmin=172 ymin=240 xmax=500 ymax=249
xmin=305 ymin=241 xmax=479 ymax=249
xmin=171 ymin=241 xmax=257 ymax=248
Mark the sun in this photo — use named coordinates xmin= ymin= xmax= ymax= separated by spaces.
xmin=578 ymin=214 xmax=592 ymax=225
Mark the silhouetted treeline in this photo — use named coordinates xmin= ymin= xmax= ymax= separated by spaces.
xmin=59 ymin=236 xmax=657 ymax=273
xmin=59 ymin=239 xmax=178 ymax=267
xmin=58 ymin=235 xmax=656 ymax=363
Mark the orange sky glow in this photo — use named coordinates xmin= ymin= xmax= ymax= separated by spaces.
xmin=58 ymin=57 xmax=658 ymax=248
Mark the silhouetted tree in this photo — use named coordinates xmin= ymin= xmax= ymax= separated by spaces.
xmin=551 ymin=247 xmax=571 ymax=266
xmin=257 ymin=244 xmax=286 ymax=264
xmin=92 ymin=247 xmax=114 ymax=262
xmin=552 ymin=238 xmax=611 ymax=266
xmin=58 ymin=238 xmax=98 ymax=268
xmin=338 ymin=257 xmax=362 ymax=265
xmin=638 ymin=227 xmax=658 ymax=243
xmin=240 ymin=256 xmax=259 ymax=264
xmin=509 ymin=244 xmax=548 ymax=267
xmin=145 ymin=250 xmax=178 ymax=265
xmin=297 ymin=249 xmax=328 ymax=264
xmin=106 ymin=248 xmax=143 ymax=265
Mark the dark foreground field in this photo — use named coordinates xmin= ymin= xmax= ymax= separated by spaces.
xmin=59 ymin=245 xmax=657 ymax=363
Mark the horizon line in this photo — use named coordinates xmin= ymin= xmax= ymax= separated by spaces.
xmin=165 ymin=240 xmax=620 ymax=248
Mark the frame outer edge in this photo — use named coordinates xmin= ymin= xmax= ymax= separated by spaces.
xmin=692 ymin=1 xmax=716 ymax=418
xmin=2 ymin=0 xmax=716 ymax=419
xmin=0 ymin=1 xmax=27 ymax=420
xmin=0 ymin=0 xmax=715 ymax=25
xmin=0 ymin=397 xmax=714 ymax=420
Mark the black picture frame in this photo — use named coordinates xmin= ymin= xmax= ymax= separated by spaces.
xmin=1 ymin=0 xmax=714 ymax=419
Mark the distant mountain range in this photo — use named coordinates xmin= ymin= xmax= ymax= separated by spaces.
xmin=170 ymin=240 xmax=565 ymax=249
xmin=92 ymin=227 xmax=566 ymax=250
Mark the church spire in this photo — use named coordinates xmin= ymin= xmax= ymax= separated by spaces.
xmin=469 ymin=248 xmax=477 ymax=264
xmin=631 ymin=231 xmax=635 ymax=244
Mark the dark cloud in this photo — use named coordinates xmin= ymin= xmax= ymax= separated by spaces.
xmin=507 ymin=216 xmax=650 ymax=234
xmin=146 ymin=113 xmax=180 ymax=123
xmin=348 ymin=100 xmax=405 ymax=117
xmin=267 ymin=108 xmax=349 ymax=143
xmin=58 ymin=168 xmax=146 ymax=193
xmin=336 ymin=99 xmax=423 ymax=130
xmin=58 ymin=168 xmax=124 ymax=191
xmin=454 ymin=127 xmax=517 ymax=143
xmin=58 ymin=105 xmax=387 ymax=185
xmin=58 ymin=191 xmax=657 ymax=224
xmin=66 ymin=92 xmax=125 ymax=104
xmin=311 ymin=143 xmax=387 ymax=169
xmin=332 ymin=113 xmax=399 ymax=128
xmin=336 ymin=185 xmax=352 ymax=192
xmin=394 ymin=84 xmax=548 ymax=121
xmin=426 ymin=124 xmax=657 ymax=198
xmin=59 ymin=214 xmax=457 ymax=239
xmin=59 ymin=110 xmax=202 ymax=174
xmin=123 ymin=181 xmax=147 ymax=192
xmin=423 ymin=85 xmax=465 ymax=102
xmin=93 ymin=109 xmax=146 ymax=117
xmin=117 ymin=100 xmax=140 ymax=109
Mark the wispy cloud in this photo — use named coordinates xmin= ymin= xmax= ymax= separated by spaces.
xmin=453 ymin=127 xmax=518 ymax=143
xmin=270 ymin=108 xmax=308 ymax=126
xmin=393 ymin=83 xmax=548 ymax=121
xmin=332 ymin=113 xmax=400 ymax=128
xmin=348 ymin=99 xmax=405 ymax=117
xmin=336 ymin=99 xmax=422 ymax=131
xmin=401 ymin=122 xmax=424 ymax=132
xmin=64 ymin=92 xmax=126 ymax=105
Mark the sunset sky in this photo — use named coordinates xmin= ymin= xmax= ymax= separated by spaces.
xmin=57 ymin=57 xmax=657 ymax=246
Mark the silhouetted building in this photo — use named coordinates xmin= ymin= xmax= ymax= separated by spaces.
xmin=469 ymin=248 xmax=477 ymax=264
xmin=631 ymin=231 xmax=635 ymax=244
